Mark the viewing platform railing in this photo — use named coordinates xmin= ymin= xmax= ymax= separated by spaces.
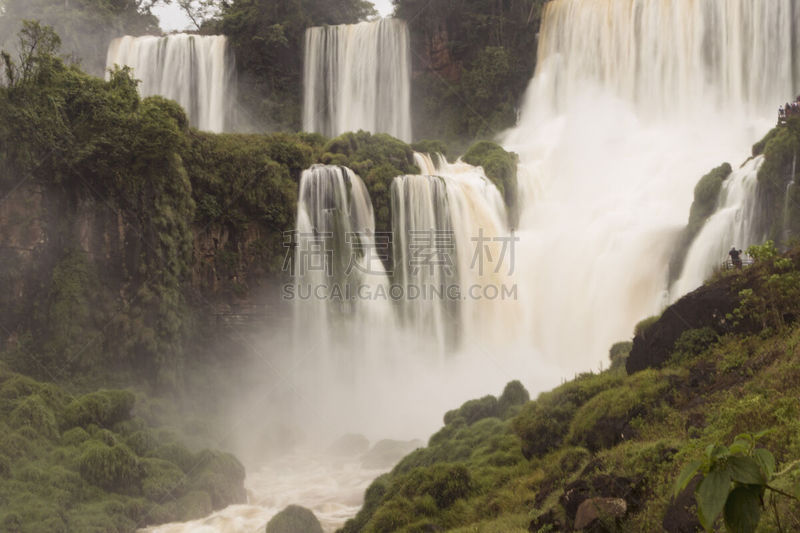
xmin=722 ymin=257 xmax=754 ymax=270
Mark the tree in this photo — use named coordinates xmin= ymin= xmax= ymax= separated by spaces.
xmin=0 ymin=0 xmax=163 ymax=75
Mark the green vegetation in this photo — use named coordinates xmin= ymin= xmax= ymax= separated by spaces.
xmin=319 ymin=131 xmax=419 ymax=235
xmin=342 ymin=246 xmax=800 ymax=532
xmin=463 ymin=141 xmax=520 ymax=226
xmin=670 ymin=163 xmax=733 ymax=279
xmin=0 ymin=25 xmax=327 ymax=386
xmin=748 ymin=116 xmax=800 ymax=245
xmin=213 ymin=0 xmax=377 ymax=131
xmin=0 ymin=364 xmax=245 ymax=531
xmin=266 ymin=505 xmax=324 ymax=533
xmin=395 ymin=0 xmax=547 ymax=144
xmin=0 ymin=0 xmax=159 ymax=75
xmin=674 ymin=432 xmax=798 ymax=533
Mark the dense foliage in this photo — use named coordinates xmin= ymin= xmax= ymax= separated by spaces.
xmin=0 ymin=0 xmax=160 ymax=75
xmin=393 ymin=0 xmax=546 ymax=145
xmin=0 ymin=364 xmax=245 ymax=531
xmin=0 ymin=25 xmax=317 ymax=387
xmin=319 ymin=130 xmax=418 ymax=236
xmin=340 ymin=247 xmax=800 ymax=532
xmin=213 ymin=0 xmax=377 ymax=131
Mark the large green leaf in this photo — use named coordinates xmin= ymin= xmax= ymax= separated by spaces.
xmin=674 ymin=459 xmax=703 ymax=498
xmin=723 ymin=486 xmax=761 ymax=533
xmin=753 ymin=448 xmax=775 ymax=480
xmin=728 ymin=456 xmax=766 ymax=485
xmin=697 ymin=467 xmax=731 ymax=530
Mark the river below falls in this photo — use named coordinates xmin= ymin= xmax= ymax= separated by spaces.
xmin=141 ymin=451 xmax=389 ymax=533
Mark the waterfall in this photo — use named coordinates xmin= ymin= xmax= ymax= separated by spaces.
xmin=303 ymin=19 xmax=412 ymax=141
xmin=391 ymin=154 xmax=511 ymax=353
xmin=671 ymin=157 xmax=764 ymax=298
xmin=528 ymin=0 xmax=799 ymax=120
xmin=294 ymin=164 xmax=394 ymax=340
xmin=106 ymin=35 xmax=233 ymax=133
xmin=502 ymin=0 xmax=799 ymax=371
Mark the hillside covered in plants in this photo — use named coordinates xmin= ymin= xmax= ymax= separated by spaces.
xmin=340 ymin=241 xmax=800 ymax=532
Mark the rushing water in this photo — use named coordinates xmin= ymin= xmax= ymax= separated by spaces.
xmin=106 ymin=35 xmax=233 ymax=132
xmin=303 ymin=19 xmax=412 ymax=141
xmin=502 ymin=0 xmax=796 ymax=371
xmin=151 ymin=1 xmax=800 ymax=531
xmin=671 ymin=157 xmax=764 ymax=298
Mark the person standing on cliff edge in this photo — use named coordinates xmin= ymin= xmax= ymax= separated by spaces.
xmin=729 ymin=246 xmax=743 ymax=269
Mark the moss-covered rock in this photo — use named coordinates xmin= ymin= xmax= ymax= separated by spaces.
xmin=462 ymin=141 xmax=519 ymax=226
xmin=266 ymin=505 xmax=324 ymax=533
xmin=318 ymin=131 xmax=418 ymax=236
xmin=188 ymin=449 xmax=247 ymax=510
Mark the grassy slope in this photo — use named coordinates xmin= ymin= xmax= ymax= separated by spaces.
xmin=340 ymin=250 xmax=800 ymax=532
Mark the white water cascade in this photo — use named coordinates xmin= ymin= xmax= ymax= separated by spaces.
xmin=303 ymin=19 xmax=412 ymax=141
xmin=106 ymin=35 xmax=233 ymax=132
xmin=143 ymin=1 xmax=800 ymax=531
xmin=391 ymin=154 xmax=513 ymax=353
xmin=502 ymin=0 xmax=799 ymax=372
xmin=671 ymin=157 xmax=764 ymax=298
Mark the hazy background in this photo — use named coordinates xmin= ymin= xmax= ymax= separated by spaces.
xmin=154 ymin=0 xmax=395 ymax=32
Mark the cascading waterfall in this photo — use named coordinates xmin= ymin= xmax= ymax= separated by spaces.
xmin=294 ymin=164 xmax=395 ymax=354
xmin=671 ymin=157 xmax=764 ymax=298
xmin=303 ymin=19 xmax=412 ymax=141
xmin=529 ymin=0 xmax=799 ymax=120
xmin=502 ymin=0 xmax=799 ymax=371
xmin=391 ymin=154 xmax=512 ymax=353
xmin=150 ymin=1 xmax=800 ymax=531
xmin=106 ymin=35 xmax=233 ymax=132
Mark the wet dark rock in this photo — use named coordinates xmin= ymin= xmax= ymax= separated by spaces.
xmin=627 ymin=283 xmax=740 ymax=374
xmin=663 ymin=476 xmax=702 ymax=533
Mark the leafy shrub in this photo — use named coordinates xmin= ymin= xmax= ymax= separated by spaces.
xmin=497 ymin=380 xmax=530 ymax=417
xmin=63 ymin=390 xmax=135 ymax=430
xmin=141 ymin=458 xmax=187 ymax=501
xmin=609 ymin=341 xmax=633 ymax=370
xmin=671 ymin=327 xmax=719 ymax=363
xmin=444 ymin=395 xmax=499 ymax=426
xmin=78 ymin=440 xmax=141 ymax=492
xmin=9 ymin=394 xmax=58 ymax=439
